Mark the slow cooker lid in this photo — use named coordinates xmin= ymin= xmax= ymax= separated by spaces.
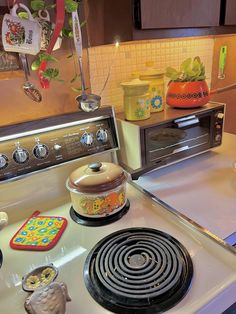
xmin=68 ymin=162 xmax=127 ymax=193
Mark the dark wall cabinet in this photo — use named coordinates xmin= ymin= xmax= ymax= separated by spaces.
xmin=84 ymin=0 xmax=236 ymax=47
xmin=224 ymin=0 xmax=236 ymax=25
xmin=136 ymin=0 xmax=221 ymax=29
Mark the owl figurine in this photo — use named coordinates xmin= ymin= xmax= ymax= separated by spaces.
xmin=22 ymin=264 xmax=71 ymax=314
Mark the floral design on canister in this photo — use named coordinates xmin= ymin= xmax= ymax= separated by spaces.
xmin=5 ymin=19 xmax=25 ymax=46
xmin=149 ymin=86 xmax=165 ymax=112
xmin=151 ymin=95 xmax=163 ymax=110
xmin=135 ymin=98 xmax=150 ymax=119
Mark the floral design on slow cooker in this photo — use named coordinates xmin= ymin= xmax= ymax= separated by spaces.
xmin=80 ymin=190 xmax=126 ymax=215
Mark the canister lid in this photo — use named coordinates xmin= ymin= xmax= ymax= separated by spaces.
xmin=67 ymin=162 xmax=127 ymax=193
xmin=121 ymin=78 xmax=149 ymax=87
xmin=140 ymin=61 xmax=164 ymax=79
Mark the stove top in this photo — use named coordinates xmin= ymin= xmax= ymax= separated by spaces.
xmin=1 ymin=180 xmax=236 ymax=314
xmin=84 ymin=228 xmax=193 ymax=313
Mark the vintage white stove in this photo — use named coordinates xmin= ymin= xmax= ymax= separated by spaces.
xmin=0 ymin=107 xmax=236 ymax=314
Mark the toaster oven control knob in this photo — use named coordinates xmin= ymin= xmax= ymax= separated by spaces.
xmin=0 ymin=154 xmax=8 ymax=169
xmin=80 ymin=132 xmax=94 ymax=146
xmin=33 ymin=144 xmax=49 ymax=159
xmin=13 ymin=148 xmax=29 ymax=164
xmin=96 ymin=129 xmax=108 ymax=143
xmin=216 ymin=112 xmax=224 ymax=120
xmin=215 ymin=134 xmax=222 ymax=142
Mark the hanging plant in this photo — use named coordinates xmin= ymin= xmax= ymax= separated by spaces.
xmin=30 ymin=0 xmax=84 ymax=86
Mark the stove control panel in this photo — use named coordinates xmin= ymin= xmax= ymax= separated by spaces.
xmin=0 ymin=108 xmax=118 ymax=182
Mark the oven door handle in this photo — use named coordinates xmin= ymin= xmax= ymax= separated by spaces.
xmin=174 ymin=115 xmax=199 ymax=128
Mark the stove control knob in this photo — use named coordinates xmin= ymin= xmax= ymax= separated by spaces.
xmin=216 ymin=112 xmax=224 ymax=119
xmin=33 ymin=144 xmax=49 ymax=159
xmin=96 ymin=129 xmax=108 ymax=143
xmin=0 ymin=154 xmax=8 ymax=169
xmin=80 ymin=132 xmax=94 ymax=146
xmin=13 ymin=148 xmax=29 ymax=164
xmin=54 ymin=144 xmax=62 ymax=151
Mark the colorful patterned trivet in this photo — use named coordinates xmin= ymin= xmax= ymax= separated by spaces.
xmin=10 ymin=211 xmax=67 ymax=251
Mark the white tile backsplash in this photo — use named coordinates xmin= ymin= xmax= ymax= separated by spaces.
xmin=88 ymin=37 xmax=214 ymax=112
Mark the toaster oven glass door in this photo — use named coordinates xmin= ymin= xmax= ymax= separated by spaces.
xmin=145 ymin=113 xmax=211 ymax=163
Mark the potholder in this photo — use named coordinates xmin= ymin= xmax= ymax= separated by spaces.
xmin=10 ymin=211 xmax=67 ymax=251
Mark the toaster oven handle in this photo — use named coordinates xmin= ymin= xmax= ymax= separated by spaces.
xmin=174 ymin=115 xmax=199 ymax=128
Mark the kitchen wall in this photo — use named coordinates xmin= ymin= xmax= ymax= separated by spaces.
xmin=0 ymin=0 xmax=89 ymax=127
xmin=211 ymin=35 xmax=236 ymax=134
xmin=0 ymin=40 xmax=90 ymax=127
xmin=88 ymin=37 xmax=214 ymax=112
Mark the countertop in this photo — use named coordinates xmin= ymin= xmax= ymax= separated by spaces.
xmin=137 ymin=132 xmax=236 ymax=240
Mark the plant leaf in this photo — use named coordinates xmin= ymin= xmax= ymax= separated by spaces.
xmin=54 ymin=78 xmax=65 ymax=83
xmin=194 ymin=56 xmax=201 ymax=64
xmin=39 ymin=54 xmax=58 ymax=63
xmin=68 ymin=17 xmax=73 ymax=28
xmin=62 ymin=27 xmax=73 ymax=38
xmin=65 ymin=0 xmax=78 ymax=13
xmin=192 ymin=59 xmax=201 ymax=76
xmin=180 ymin=58 xmax=192 ymax=72
xmin=18 ymin=12 xmax=29 ymax=19
xmin=71 ymin=87 xmax=82 ymax=92
xmin=165 ymin=67 xmax=180 ymax=81
xmin=43 ymin=68 xmax=59 ymax=79
xmin=196 ymin=75 xmax=206 ymax=81
xmin=71 ymin=86 xmax=88 ymax=92
xmin=70 ymin=73 xmax=80 ymax=83
xmin=199 ymin=63 xmax=205 ymax=77
xmin=31 ymin=0 xmax=45 ymax=11
xmin=80 ymin=21 xmax=87 ymax=28
xmin=31 ymin=59 xmax=41 ymax=71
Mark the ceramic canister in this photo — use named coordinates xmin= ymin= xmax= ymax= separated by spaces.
xmin=121 ymin=78 xmax=150 ymax=121
xmin=140 ymin=63 xmax=165 ymax=113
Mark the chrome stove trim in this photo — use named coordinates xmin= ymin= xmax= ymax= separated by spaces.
xmin=112 ymin=106 xmax=121 ymax=150
xmin=130 ymin=180 xmax=236 ymax=255
xmin=0 ymin=115 xmax=109 ymax=142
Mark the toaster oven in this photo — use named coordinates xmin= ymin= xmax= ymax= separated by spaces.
xmin=116 ymin=102 xmax=225 ymax=179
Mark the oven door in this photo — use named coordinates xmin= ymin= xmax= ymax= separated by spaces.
xmin=145 ymin=112 xmax=212 ymax=165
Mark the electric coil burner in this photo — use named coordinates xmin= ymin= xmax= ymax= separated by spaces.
xmin=84 ymin=228 xmax=193 ymax=313
xmin=69 ymin=200 xmax=130 ymax=226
